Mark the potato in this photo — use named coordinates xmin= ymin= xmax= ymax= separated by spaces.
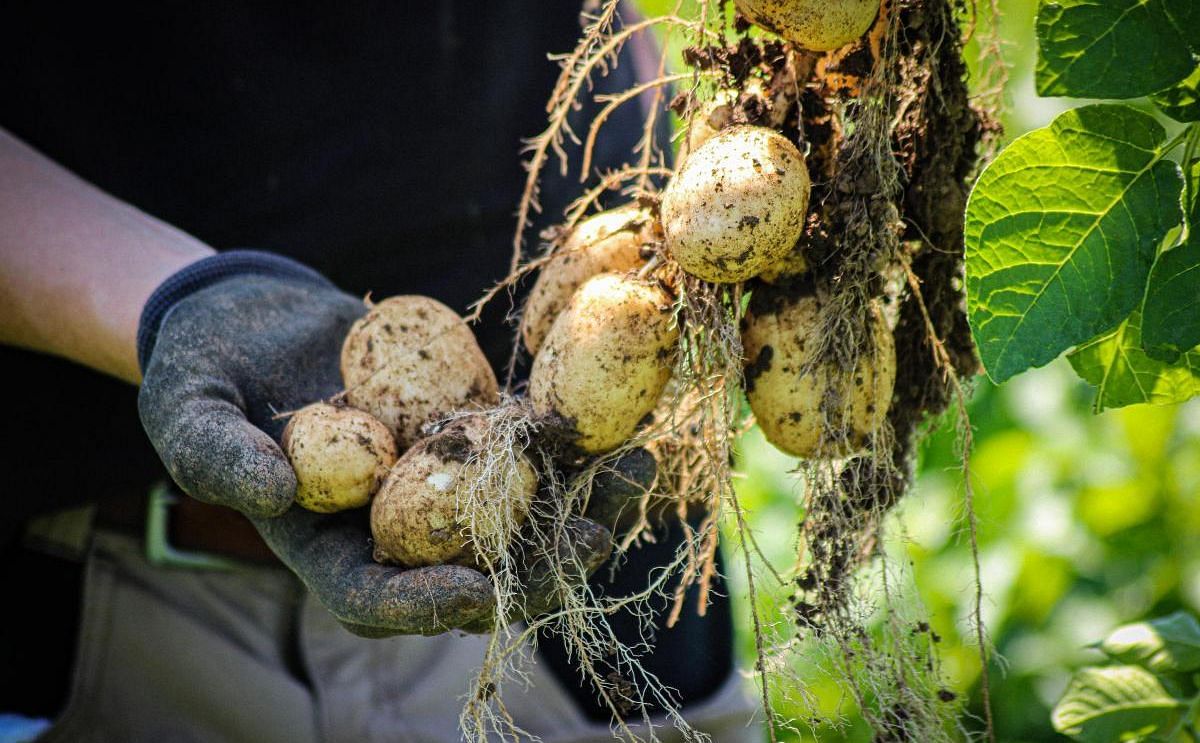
xmin=520 ymin=205 xmax=655 ymax=355
xmin=530 ymin=273 xmax=678 ymax=454
xmin=661 ymin=125 xmax=810 ymax=283
xmin=677 ymin=92 xmax=736 ymax=165
xmin=742 ymin=294 xmax=895 ymax=458
xmin=281 ymin=403 xmax=398 ymax=513
xmin=758 ymin=247 xmax=809 ymax=283
xmin=370 ymin=414 xmax=536 ymax=568
xmin=734 ymin=0 xmax=879 ymax=51
xmin=341 ymin=296 xmax=499 ymax=449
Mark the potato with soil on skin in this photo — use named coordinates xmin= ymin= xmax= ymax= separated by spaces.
xmin=370 ymin=414 xmax=537 ymax=568
xmin=282 ymin=402 xmax=398 ymax=513
xmin=520 ymin=204 xmax=657 ymax=355
xmin=677 ymin=92 xmax=737 ymax=165
xmin=758 ymin=245 xmax=809 ymax=283
xmin=341 ymin=296 xmax=499 ymax=450
xmin=742 ymin=294 xmax=895 ymax=458
xmin=734 ymin=0 xmax=880 ymax=51
xmin=661 ymin=125 xmax=811 ymax=283
xmin=530 ymin=273 xmax=678 ymax=454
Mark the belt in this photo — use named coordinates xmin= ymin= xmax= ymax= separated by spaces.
xmin=95 ymin=483 xmax=281 ymax=568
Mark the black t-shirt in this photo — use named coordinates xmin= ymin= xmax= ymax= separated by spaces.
xmin=1 ymin=1 xmax=732 ymax=722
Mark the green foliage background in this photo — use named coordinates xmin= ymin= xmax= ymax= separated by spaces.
xmin=629 ymin=2 xmax=1200 ymax=740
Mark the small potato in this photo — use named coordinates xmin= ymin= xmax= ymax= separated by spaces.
xmin=521 ymin=205 xmax=656 ymax=355
xmin=530 ymin=273 xmax=678 ymax=454
xmin=341 ymin=296 xmax=499 ymax=449
xmin=742 ymin=294 xmax=895 ymax=458
xmin=662 ymin=126 xmax=810 ymax=283
xmin=677 ymin=92 xmax=737 ymax=165
xmin=282 ymin=403 xmax=398 ymax=513
xmin=734 ymin=0 xmax=880 ymax=51
xmin=370 ymin=414 xmax=536 ymax=568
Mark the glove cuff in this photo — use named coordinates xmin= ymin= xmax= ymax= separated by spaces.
xmin=137 ymin=250 xmax=334 ymax=374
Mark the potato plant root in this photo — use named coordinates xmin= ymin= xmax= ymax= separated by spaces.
xmin=453 ymin=0 xmax=1000 ymax=740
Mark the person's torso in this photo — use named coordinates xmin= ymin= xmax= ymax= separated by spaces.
xmin=1 ymin=1 xmax=648 ymax=521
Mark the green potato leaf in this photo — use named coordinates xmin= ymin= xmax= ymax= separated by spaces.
xmin=1036 ymin=0 xmax=1200 ymax=99
xmin=965 ymin=105 xmax=1183 ymax=383
xmin=1150 ymin=65 xmax=1200 ymax=123
xmin=1099 ymin=612 xmax=1200 ymax=674
xmin=1068 ymin=310 xmax=1200 ymax=411
xmin=1141 ymin=233 xmax=1200 ymax=362
xmin=1051 ymin=665 xmax=1189 ymax=742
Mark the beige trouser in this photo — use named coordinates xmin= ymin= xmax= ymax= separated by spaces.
xmin=36 ymin=530 xmax=762 ymax=742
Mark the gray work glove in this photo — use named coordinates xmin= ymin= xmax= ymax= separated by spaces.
xmin=136 ymin=251 xmax=651 ymax=637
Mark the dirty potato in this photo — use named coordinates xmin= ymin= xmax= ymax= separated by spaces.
xmin=370 ymin=414 xmax=536 ymax=568
xmin=661 ymin=125 xmax=810 ymax=283
xmin=521 ymin=205 xmax=655 ymax=355
xmin=677 ymin=91 xmax=737 ymax=165
xmin=341 ymin=296 xmax=499 ymax=449
xmin=530 ymin=273 xmax=678 ymax=454
xmin=282 ymin=403 xmax=398 ymax=513
xmin=734 ymin=0 xmax=880 ymax=51
xmin=742 ymin=294 xmax=895 ymax=458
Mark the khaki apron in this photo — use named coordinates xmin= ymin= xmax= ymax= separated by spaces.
xmin=36 ymin=530 xmax=762 ymax=742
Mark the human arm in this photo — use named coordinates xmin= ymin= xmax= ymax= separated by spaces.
xmin=0 ymin=128 xmax=213 ymax=383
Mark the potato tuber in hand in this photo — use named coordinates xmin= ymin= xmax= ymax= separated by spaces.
xmin=137 ymin=255 xmax=627 ymax=635
xmin=340 ymin=295 xmax=499 ymax=449
xmin=282 ymin=402 xmax=397 ymax=513
xmin=370 ymin=413 xmax=538 ymax=568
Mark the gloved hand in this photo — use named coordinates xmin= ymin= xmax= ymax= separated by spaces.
xmin=136 ymin=251 xmax=653 ymax=637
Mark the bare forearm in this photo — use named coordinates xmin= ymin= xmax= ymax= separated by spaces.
xmin=0 ymin=129 xmax=213 ymax=383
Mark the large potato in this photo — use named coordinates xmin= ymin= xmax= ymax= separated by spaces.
xmin=341 ymin=296 xmax=499 ymax=449
xmin=370 ymin=414 xmax=536 ymax=568
xmin=734 ymin=0 xmax=880 ymax=51
xmin=530 ymin=273 xmax=678 ymax=454
xmin=742 ymin=294 xmax=895 ymax=458
xmin=520 ymin=205 xmax=655 ymax=355
xmin=281 ymin=403 xmax=397 ymax=513
xmin=661 ymin=126 xmax=810 ymax=283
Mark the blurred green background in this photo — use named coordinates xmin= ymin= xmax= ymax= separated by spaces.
xmin=630 ymin=1 xmax=1200 ymax=740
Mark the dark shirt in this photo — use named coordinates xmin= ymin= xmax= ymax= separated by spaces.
xmin=1 ymin=0 xmax=731 ymax=723
xmin=2 ymin=2 xmax=633 ymax=529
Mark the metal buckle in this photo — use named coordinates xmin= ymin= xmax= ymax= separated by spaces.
xmin=144 ymin=483 xmax=241 ymax=571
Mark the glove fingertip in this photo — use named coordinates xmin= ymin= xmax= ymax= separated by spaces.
xmin=340 ymin=622 xmax=400 ymax=639
xmin=235 ymin=449 xmax=297 ymax=518
xmin=399 ymin=565 xmax=497 ymax=634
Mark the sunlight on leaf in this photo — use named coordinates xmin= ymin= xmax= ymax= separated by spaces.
xmin=1051 ymin=665 xmax=1188 ymax=741
xmin=1068 ymin=311 xmax=1200 ymax=412
xmin=966 ymin=105 xmax=1183 ymax=383
xmin=1099 ymin=611 xmax=1200 ymax=673
xmin=1036 ymin=0 xmax=1200 ymax=99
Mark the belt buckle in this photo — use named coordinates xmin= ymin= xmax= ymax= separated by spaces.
xmin=144 ymin=483 xmax=241 ymax=571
